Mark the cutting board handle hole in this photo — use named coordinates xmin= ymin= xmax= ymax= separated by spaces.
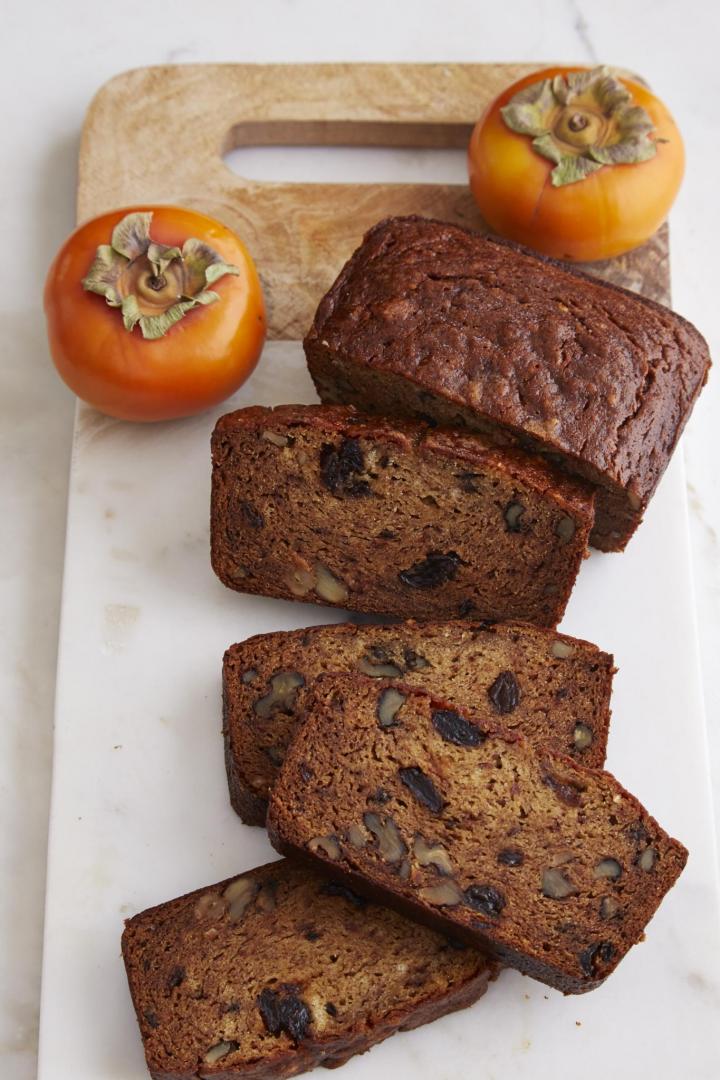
xmin=222 ymin=120 xmax=471 ymax=185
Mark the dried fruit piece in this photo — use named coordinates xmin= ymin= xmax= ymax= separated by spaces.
xmin=264 ymin=747 xmax=285 ymax=768
xmin=551 ymin=640 xmax=575 ymax=659
xmin=253 ymin=671 xmax=305 ymax=719
xmin=320 ymin=881 xmax=368 ymax=908
xmin=167 ymin=966 xmax=185 ymax=989
xmin=241 ymin=500 xmax=265 ymax=529
xmin=257 ymin=987 xmax=312 ymax=1045
xmin=487 ymin=670 xmax=521 ymax=714
xmin=504 ymin=501 xmax=525 ymax=532
xmin=399 ymin=766 xmax=444 ymax=813
xmin=626 ymin=822 xmax=649 ymax=846
xmin=431 ymin=709 xmax=485 ymax=748
xmin=419 ymin=880 xmax=464 ymax=906
xmin=241 ymin=668 xmax=258 ymax=684
xmin=457 ymin=471 xmax=482 ymax=493
xmin=403 ymin=647 xmax=429 ymax=670
xmin=308 ymin=835 xmax=341 ymax=860
xmin=314 ymin=562 xmax=349 ymax=603
xmin=320 ymin=437 xmax=371 ymax=497
xmin=399 ymin=551 xmax=462 ymax=589
xmin=573 ymin=723 xmax=594 ymax=750
xmin=413 ymin=834 xmax=454 ymax=876
xmin=256 ymin=881 xmax=278 ymax=913
xmin=594 ymin=858 xmax=622 ymax=880
xmin=376 ymin=688 xmax=407 ymax=727
xmin=465 ymin=885 xmax=506 ymax=917
xmin=363 ymin=812 xmax=407 ymax=863
xmin=578 ymin=941 xmax=616 ymax=977
xmin=541 ymin=765 xmax=584 ymax=807
xmin=542 ymin=868 xmax=578 ymax=899
xmin=497 ymin=848 xmax=524 ymax=867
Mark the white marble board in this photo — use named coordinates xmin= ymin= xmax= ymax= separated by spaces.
xmin=37 ymin=340 xmax=720 ymax=1079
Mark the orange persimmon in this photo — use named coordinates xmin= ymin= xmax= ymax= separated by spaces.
xmin=468 ymin=66 xmax=684 ymax=262
xmin=44 ymin=206 xmax=266 ymax=421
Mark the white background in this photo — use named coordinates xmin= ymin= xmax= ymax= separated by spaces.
xmin=2 ymin=1 xmax=719 ymax=1077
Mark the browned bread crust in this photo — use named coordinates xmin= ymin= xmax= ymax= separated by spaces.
xmin=267 ymin=675 xmax=687 ymax=994
xmin=122 ymin=859 xmax=494 ymax=1079
xmin=223 ymin=619 xmax=615 ymax=825
xmin=304 ymin=216 xmax=711 ymax=551
xmin=211 ymin=404 xmax=593 ymax=626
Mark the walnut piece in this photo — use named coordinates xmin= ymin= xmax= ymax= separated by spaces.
xmin=413 ymin=834 xmax=454 ymax=876
xmin=363 ymin=812 xmax=407 ymax=863
xmin=308 ymin=835 xmax=341 ymax=860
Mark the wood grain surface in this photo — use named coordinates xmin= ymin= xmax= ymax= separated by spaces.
xmin=78 ymin=63 xmax=670 ymax=339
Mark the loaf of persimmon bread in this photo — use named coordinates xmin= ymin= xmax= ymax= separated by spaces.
xmin=304 ymin=215 xmax=711 ymax=551
xmin=210 ymin=404 xmax=593 ymax=626
xmin=267 ymin=675 xmax=688 ymax=994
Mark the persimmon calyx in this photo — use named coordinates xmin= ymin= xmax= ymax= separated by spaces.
xmin=81 ymin=211 xmax=240 ymax=339
xmin=501 ymin=66 xmax=658 ymax=186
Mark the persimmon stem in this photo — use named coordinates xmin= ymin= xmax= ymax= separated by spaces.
xmin=81 ymin=211 xmax=241 ymax=339
xmin=500 ymin=66 xmax=658 ymax=186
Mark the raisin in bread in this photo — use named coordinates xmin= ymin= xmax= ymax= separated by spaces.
xmin=267 ymin=676 xmax=687 ymax=994
xmin=211 ymin=405 xmax=593 ymax=627
xmin=224 ymin=619 xmax=614 ymax=825
xmin=122 ymin=859 xmax=494 ymax=1079
xmin=304 ymin=216 xmax=711 ymax=551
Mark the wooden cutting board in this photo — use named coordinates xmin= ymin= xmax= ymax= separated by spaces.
xmin=78 ymin=63 xmax=670 ymax=339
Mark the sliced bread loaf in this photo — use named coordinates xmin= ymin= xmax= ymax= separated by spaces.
xmin=224 ymin=619 xmax=614 ymax=825
xmin=267 ymin=675 xmax=687 ymax=994
xmin=122 ymin=859 xmax=494 ymax=1079
xmin=211 ymin=405 xmax=593 ymax=626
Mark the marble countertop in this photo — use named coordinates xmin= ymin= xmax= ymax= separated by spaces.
xmin=2 ymin=2 xmax=719 ymax=1077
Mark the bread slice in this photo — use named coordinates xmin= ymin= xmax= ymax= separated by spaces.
xmin=122 ymin=859 xmax=494 ymax=1079
xmin=267 ymin=675 xmax=687 ymax=994
xmin=224 ymin=619 xmax=614 ymax=826
xmin=304 ymin=216 xmax=711 ymax=551
xmin=211 ymin=404 xmax=593 ymax=627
